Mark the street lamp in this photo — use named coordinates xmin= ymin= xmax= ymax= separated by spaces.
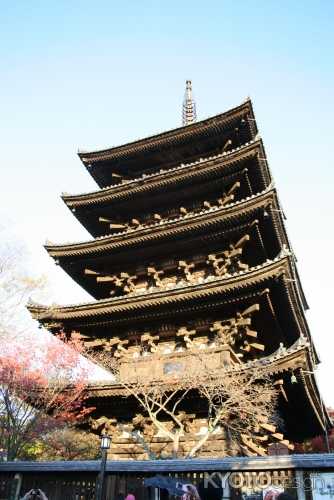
xmin=96 ymin=434 xmax=111 ymax=500
xmin=101 ymin=434 xmax=112 ymax=451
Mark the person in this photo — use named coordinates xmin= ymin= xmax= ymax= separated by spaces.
xmin=181 ymin=484 xmax=201 ymax=500
xmin=21 ymin=489 xmax=48 ymax=500
xmin=125 ymin=494 xmax=136 ymax=500
xmin=264 ymin=490 xmax=281 ymax=500
xmin=276 ymin=493 xmax=295 ymax=500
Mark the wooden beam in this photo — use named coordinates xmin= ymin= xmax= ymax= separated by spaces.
xmin=245 ymin=328 xmax=258 ymax=338
xmin=241 ymin=341 xmax=264 ymax=352
xmin=141 ymin=333 xmax=159 ymax=342
xmin=241 ymin=303 xmax=260 ymax=316
xmin=240 ymin=445 xmax=257 ymax=457
xmin=249 ymin=342 xmax=265 ymax=351
xmin=256 ymin=435 xmax=269 ymax=442
xmin=84 ymin=268 xmax=100 ymax=275
xmin=110 ymin=223 xmax=127 ymax=229
xmin=96 ymin=276 xmax=115 ymax=282
xmin=99 ymin=217 xmax=112 ymax=223
xmin=223 ymin=139 xmax=232 ymax=152
xmin=99 ymin=217 xmax=127 ymax=229
xmin=241 ymin=435 xmax=266 ymax=456
xmin=234 ymin=233 xmax=250 ymax=249
xmin=227 ymin=180 xmax=241 ymax=196
xmin=235 ymin=318 xmax=252 ymax=326
xmin=272 ymin=433 xmax=284 ymax=441
xmin=203 ymin=201 xmax=212 ymax=209
xmin=260 ymin=422 xmax=276 ymax=433
xmin=111 ymin=172 xmax=125 ymax=180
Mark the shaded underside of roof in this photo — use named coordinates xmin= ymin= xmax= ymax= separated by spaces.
xmin=45 ymin=189 xmax=283 ymax=259
xmin=66 ymin=139 xmax=268 ymax=209
xmin=54 ymin=217 xmax=280 ymax=300
xmin=65 ymin=140 xmax=271 ymax=239
xmin=28 ymin=250 xmax=319 ymax=364
xmin=78 ymin=100 xmax=257 ymax=188
xmin=29 ymin=256 xmax=290 ymax=319
xmin=28 ymin=256 xmax=312 ymax=350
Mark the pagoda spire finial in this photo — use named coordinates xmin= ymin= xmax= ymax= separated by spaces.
xmin=182 ymin=80 xmax=197 ymax=126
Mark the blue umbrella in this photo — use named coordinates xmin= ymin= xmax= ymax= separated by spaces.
xmin=144 ymin=475 xmax=190 ymax=496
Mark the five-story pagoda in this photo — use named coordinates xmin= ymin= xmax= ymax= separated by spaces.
xmin=29 ymin=83 xmax=330 ymax=459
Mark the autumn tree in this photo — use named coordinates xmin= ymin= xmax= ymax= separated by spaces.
xmin=0 ymin=227 xmax=96 ymax=461
xmin=0 ymin=336 xmax=92 ymax=461
xmin=28 ymin=428 xmax=101 ymax=461
xmin=0 ymin=227 xmax=46 ymax=342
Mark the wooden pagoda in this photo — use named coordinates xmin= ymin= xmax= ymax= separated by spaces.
xmin=29 ymin=97 xmax=330 ymax=459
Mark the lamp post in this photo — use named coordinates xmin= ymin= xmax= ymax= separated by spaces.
xmin=96 ymin=434 xmax=111 ymax=500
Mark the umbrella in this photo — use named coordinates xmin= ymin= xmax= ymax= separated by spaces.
xmin=144 ymin=475 xmax=190 ymax=496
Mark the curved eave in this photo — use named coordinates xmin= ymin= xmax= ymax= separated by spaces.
xmin=275 ymin=262 xmax=318 ymax=364
xmin=46 ymin=189 xmax=283 ymax=259
xmin=65 ymin=139 xmax=268 ymax=209
xmin=28 ymin=256 xmax=297 ymax=322
xmin=78 ymin=99 xmax=256 ymax=165
xmin=300 ymin=369 xmax=332 ymax=433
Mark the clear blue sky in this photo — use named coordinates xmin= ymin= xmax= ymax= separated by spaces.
xmin=1 ymin=1 xmax=334 ymax=402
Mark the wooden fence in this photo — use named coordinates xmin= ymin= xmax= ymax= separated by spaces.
xmin=1 ymin=454 xmax=334 ymax=500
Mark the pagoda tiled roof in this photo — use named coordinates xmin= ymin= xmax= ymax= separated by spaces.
xmin=78 ymin=99 xmax=255 ymax=165
xmin=29 ymin=250 xmax=318 ymax=364
xmin=46 ymin=188 xmax=284 ymax=259
xmin=64 ymin=139 xmax=268 ymax=209
xmin=28 ymin=254 xmax=302 ymax=324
